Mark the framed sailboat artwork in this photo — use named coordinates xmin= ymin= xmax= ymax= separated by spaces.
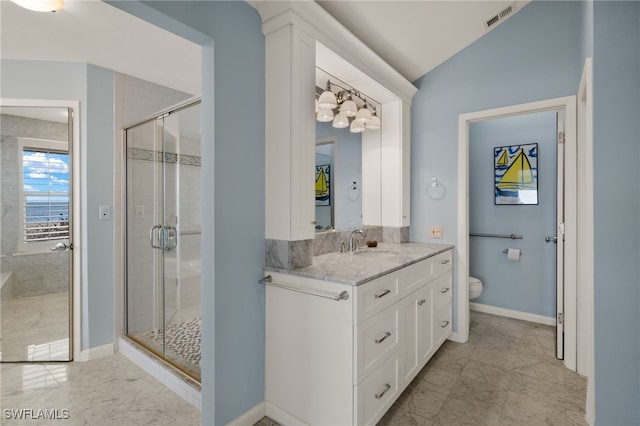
xmin=494 ymin=143 xmax=538 ymax=205
xmin=315 ymin=164 xmax=331 ymax=206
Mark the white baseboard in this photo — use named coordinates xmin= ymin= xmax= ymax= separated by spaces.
xmin=470 ymin=302 xmax=556 ymax=326
xmin=78 ymin=343 xmax=114 ymax=361
xmin=226 ymin=402 xmax=265 ymax=426
xmin=448 ymin=331 xmax=466 ymax=343
xmin=265 ymin=401 xmax=310 ymax=426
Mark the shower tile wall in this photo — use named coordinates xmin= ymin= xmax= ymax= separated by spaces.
xmin=0 ymin=114 xmax=69 ymax=298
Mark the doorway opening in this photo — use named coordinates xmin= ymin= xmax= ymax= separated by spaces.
xmin=456 ymin=96 xmax=578 ymax=371
xmin=0 ymin=99 xmax=81 ymax=362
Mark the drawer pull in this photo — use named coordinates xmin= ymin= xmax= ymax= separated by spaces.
xmin=374 ymin=383 xmax=391 ymax=400
xmin=440 ymin=288 xmax=450 ymax=294
xmin=440 ymin=259 xmax=451 ymax=265
xmin=418 ymin=299 xmax=426 ymax=306
xmin=440 ymin=320 xmax=450 ymax=328
xmin=374 ymin=289 xmax=391 ymax=299
xmin=375 ymin=332 xmax=392 ymax=344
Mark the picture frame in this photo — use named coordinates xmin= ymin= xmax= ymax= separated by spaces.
xmin=315 ymin=164 xmax=331 ymax=206
xmin=494 ymin=143 xmax=538 ymax=205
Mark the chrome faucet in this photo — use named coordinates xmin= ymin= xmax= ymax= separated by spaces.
xmin=348 ymin=229 xmax=367 ymax=252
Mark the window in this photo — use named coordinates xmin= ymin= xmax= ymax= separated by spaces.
xmin=20 ymin=139 xmax=69 ymax=249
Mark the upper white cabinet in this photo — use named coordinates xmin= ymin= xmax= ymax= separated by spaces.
xmin=257 ymin=2 xmax=417 ymax=243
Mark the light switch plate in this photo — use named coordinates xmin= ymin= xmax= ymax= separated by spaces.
xmin=431 ymin=225 xmax=443 ymax=239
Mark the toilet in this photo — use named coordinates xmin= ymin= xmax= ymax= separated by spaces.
xmin=468 ymin=276 xmax=483 ymax=300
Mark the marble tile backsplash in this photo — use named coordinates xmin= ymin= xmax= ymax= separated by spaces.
xmin=265 ymin=226 xmax=412 ymax=270
xmin=313 ymin=226 xmax=384 ymax=256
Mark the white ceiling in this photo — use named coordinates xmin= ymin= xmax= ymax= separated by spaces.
xmin=0 ymin=0 xmax=201 ymax=95
xmin=0 ymin=0 xmax=530 ymax=97
xmin=317 ymin=0 xmax=531 ymax=82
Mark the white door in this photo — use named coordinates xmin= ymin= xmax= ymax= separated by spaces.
xmin=554 ymin=111 xmax=565 ymax=360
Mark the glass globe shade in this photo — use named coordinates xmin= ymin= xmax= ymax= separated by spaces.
xmin=316 ymin=108 xmax=334 ymax=122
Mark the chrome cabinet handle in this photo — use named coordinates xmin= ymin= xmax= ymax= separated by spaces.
xmin=375 ymin=383 xmax=391 ymax=400
xmin=149 ymin=225 xmax=162 ymax=249
xmin=440 ymin=259 xmax=450 ymax=264
xmin=418 ymin=299 xmax=426 ymax=306
xmin=440 ymin=288 xmax=450 ymax=294
xmin=375 ymin=332 xmax=392 ymax=344
xmin=375 ymin=289 xmax=391 ymax=299
xmin=440 ymin=320 xmax=450 ymax=328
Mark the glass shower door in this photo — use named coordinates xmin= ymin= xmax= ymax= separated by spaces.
xmin=125 ymin=101 xmax=201 ymax=380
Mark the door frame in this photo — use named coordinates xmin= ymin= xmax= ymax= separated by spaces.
xmin=1 ymin=98 xmax=82 ymax=361
xmin=454 ymin=96 xmax=578 ymax=371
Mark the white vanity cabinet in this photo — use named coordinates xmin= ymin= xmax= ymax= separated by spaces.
xmin=265 ymin=248 xmax=453 ymax=426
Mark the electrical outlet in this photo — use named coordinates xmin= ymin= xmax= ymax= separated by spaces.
xmin=135 ymin=205 xmax=145 ymax=219
xmin=431 ymin=225 xmax=443 ymax=239
xmin=99 ymin=205 xmax=111 ymax=221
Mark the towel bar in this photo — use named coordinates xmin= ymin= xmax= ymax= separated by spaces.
xmin=259 ymin=275 xmax=349 ymax=301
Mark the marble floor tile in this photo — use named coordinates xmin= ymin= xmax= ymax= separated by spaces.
xmin=371 ymin=312 xmax=586 ymax=426
xmin=1 ymin=353 xmax=200 ymax=426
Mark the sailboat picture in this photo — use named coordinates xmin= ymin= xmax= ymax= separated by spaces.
xmin=316 ymin=164 xmax=331 ymax=205
xmin=494 ymin=143 xmax=538 ymax=205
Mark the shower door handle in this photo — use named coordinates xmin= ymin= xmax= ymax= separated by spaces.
xmin=162 ymin=226 xmax=178 ymax=251
xmin=149 ymin=225 xmax=162 ymax=249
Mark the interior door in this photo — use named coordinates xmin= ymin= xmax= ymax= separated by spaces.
xmin=0 ymin=106 xmax=73 ymax=362
xmin=555 ymin=111 xmax=566 ymax=360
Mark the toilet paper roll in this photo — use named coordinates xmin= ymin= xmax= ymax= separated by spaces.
xmin=507 ymin=248 xmax=521 ymax=261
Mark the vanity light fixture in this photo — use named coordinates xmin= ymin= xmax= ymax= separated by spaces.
xmin=10 ymin=0 xmax=63 ymax=12
xmin=316 ymin=108 xmax=334 ymax=123
xmin=367 ymin=109 xmax=381 ymax=130
xmin=332 ymin=112 xmax=349 ymax=129
xmin=349 ymin=119 xmax=366 ymax=133
xmin=316 ymin=78 xmax=381 ymax=133
xmin=317 ymin=81 xmax=338 ymax=109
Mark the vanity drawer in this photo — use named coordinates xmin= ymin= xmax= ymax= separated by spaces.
xmin=434 ymin=303 xmax=452 ymax=348
xmin=433 ymin=271 xmax=453 ymax=312
xmin=402 ymin=258 xmax=433 ymax=296
xmin=355 ymin=305 xmax=400 ymax=384
xmin=355 ymin=351 xmax=400 ymax=426
xmin=355 ymin=270 xmax=401 ymax=324
xmin=433 ymin=250 xmax=453 ymax=278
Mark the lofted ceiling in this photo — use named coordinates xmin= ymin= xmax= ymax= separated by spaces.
xmin=317 ymin=0 xmax=531 ymax=82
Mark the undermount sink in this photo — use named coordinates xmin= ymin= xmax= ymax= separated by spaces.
xmin=353 ymin=248 xmax=399 ymax=256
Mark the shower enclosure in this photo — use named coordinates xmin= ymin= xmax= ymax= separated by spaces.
xmin=125 ymin=100 xmax=201 ymax=380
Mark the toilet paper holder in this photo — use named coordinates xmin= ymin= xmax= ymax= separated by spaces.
xmin=503 ymin=249 xmax=523 ymax=255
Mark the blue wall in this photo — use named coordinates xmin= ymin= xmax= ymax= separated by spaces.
xmin=469 ymin=111 xmax=557 ymax=318
xmin=85 ymin=64 xmax=115 ymax=349
xmin=410 ymin=0 xmax=584 ymax=331
xmin=0 ymin=59 xmax=115 ymax=350
xmin=108 ymin=2 xmax=266 ymax=424
xmin=593 ymin=2 xmax=640 ymax=424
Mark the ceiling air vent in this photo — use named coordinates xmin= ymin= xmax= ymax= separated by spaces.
xmin=484 ymin=2 xmax=521 ymax=32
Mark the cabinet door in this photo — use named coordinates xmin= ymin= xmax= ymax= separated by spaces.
xmin=400 ymin=285 xmax=433 ymax=386
xmin=417 ymin=284 xmax=434 ymax=367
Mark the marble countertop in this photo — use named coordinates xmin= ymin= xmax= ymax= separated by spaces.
xmin=265 ymin=242 xmax=454 ymax=286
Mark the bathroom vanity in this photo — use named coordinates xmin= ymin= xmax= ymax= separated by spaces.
xmin=264 ymin=243 xmax=454 ymax=426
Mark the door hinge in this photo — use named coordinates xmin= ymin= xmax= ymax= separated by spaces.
xmin=557 ymin=312 xmax=564 ymax=325
xmin=558 ymin=132 xmax=565 ymax=144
